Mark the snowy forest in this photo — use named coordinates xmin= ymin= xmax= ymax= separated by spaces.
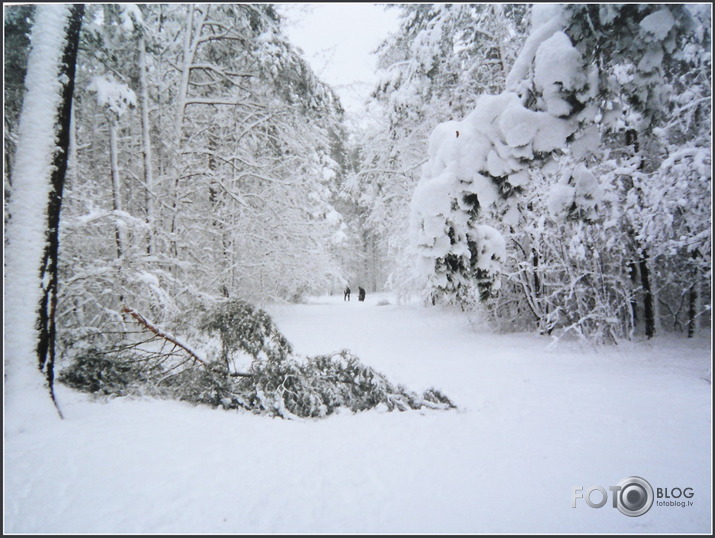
xmin=5 ymin=3 xmax=711 ymax=392
xmin=3 ymin=3 xmax=712 ymax=534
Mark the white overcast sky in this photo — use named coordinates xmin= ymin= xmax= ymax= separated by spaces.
xmin=279 ymin=3 xmax=402 ymax=117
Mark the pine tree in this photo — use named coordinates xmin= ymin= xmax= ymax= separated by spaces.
xmin=356 ymin=4 xmax=530 ymax=298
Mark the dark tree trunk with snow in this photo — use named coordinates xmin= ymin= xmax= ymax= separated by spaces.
xmin=687 ymin=285 xmax=698 ymax=338
xmin=639 ymin=253 xmax=655 ymax=339
xmin=35 ymin=4 xmax=84 ymax=412
xmin=626 ymin=129 xmax=656 ymax=339
xmin=628 ymin=261 xmax=639 ymax=326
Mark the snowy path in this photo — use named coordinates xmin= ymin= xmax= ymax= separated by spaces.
xmin=4 ymin=293 xmax=712 ymax=533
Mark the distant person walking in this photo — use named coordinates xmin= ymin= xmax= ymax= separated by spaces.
xmin=344 ymin=286 xmax=351 ymax=301
xmin=358 ymin=287 xmax=366 ymax=302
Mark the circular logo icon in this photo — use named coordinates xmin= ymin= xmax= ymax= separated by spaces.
xmin=616 ymin=476 xmax=654 ymax=517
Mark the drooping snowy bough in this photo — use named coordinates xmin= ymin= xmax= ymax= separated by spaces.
xmin=410 ymin=10 xmax=598 ymax=308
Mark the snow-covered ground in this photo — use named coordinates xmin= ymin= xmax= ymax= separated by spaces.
xmin=4 ymin=292 xmax=712 ymax=533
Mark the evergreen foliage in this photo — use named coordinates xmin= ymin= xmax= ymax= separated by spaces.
xmin=58 ymin=349 xmax=163 ymax=396
xmin=237 ymin=351 xmax=455 ymax=418
xmin=200 ymin=298 xmax=293 ymax=366
xmin=59 ymin=300 xmax=456 ymax=419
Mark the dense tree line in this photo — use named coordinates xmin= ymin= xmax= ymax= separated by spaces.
xmin=5 ymin=4 xmax=352 ymax=370
xmin=358 ymin=4 xmax=711 ymax=342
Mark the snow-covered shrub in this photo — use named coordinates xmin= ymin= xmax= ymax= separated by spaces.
xmin=200 ymin=298 xmax=293 ymax=368
xmin=491 ymin=157 xmax=638 ymax=343
xmin=57 ymin=206 xmax=183 ymax=360
xmin=58 ymin=349 xmax=162 ymax=397
xmin=158 ymin=364 xmax=240 ymax=409
xmin=58 ymin=349 xmax=242 ymax=406
xmin=60 ymin=348 xmax=456 ymax=419
xmin=233 ymin=351 xmax=456 ymax=419
xmin=59 ymin=302 xmax=457 ymax=419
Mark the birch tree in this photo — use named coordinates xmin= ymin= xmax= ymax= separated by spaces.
xmin=5 ymin=4 xmax=84 ymax=417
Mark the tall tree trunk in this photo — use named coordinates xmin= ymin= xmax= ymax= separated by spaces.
xmin=625 ymin=128 xmax=655 ymax=339
xmin=170 ymin=3 xmax=208 ymax=236
xmin=5 ymin=4 xmax=84 ymax=419
xmin=68 ymin=102 xmax=78 ymax=184
xmin=168 ymin=4 xmax=195 ymax=263
xmin=371 ymin=233 xmax=380 ymax=292
xmin=175 ymin=5 xmax=191 ymax=139
xmin=138 ymin=34 xmax=155 ymax=254
xmin=489 ymin=4 xmax=510 ymax=85
xmin=109 ymin=118 xmax=125 ymax=258
xmin=174 ymin=4 xmax=208 ymax=138
xmin=687 ymin=251 xmax=703 ymax=338
xmin=531 ymin=248 xmax=553 ymax=335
